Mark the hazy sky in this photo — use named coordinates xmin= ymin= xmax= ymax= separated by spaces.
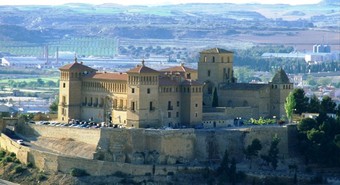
xmin=0 ymin=0 xmax=322 ymax=6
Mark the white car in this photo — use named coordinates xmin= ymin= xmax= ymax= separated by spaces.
xmin=16 ymin=139 xmax=24 ymax=145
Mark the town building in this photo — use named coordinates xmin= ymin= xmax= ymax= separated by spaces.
xmin=58 ymin=48 xmax=292 ymax=128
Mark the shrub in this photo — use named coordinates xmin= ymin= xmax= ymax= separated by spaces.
xmin=0 ymin=150 xmax=6 ymax=158
xmin=70 ymin=168 xmax=89 ymax=177
xmin=14 ymin=165 xmax=25 ymax=173
xmin=167 ymin=172 xmax=174 ymax=176
xmin=27 ymin=162 xmax=33 ymax=168
xmin=37 ymin=174 xmax=47 ymax=181
xmin=113 ymin=171 xmax=128 ymax=178
xmin=14 ymin=159 xmax=21 ymax=164
xmin=3 ymin=156 xmax=13 ymax=163
xmin=9 ymin=152 xmax=16 ymax=157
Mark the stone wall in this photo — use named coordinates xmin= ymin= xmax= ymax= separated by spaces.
xmin=0 ymin=133 xmax=29 ymax=164
xmin=13 ymin=121 xmax=296 ymax=167
xmin=16 ymin=123 xmax=101 ymax=145
xmin=0 ymin=133 xmax=193 ymax=176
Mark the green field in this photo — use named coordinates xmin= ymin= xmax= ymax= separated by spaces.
xmin=0 ymin=77 xmax=59 ymax=84
xmin=0 ymin=37 xmax=117 ymax=57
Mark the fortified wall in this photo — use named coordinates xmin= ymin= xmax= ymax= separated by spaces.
xmin=12 ymin=123 xmax=296 ymax=168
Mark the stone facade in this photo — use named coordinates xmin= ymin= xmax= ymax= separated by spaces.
xmin=198 ymin=48 xmax=293 ymax=121
xmin=58 ymin=60 xmax=203 ymax=128
xmin=58 ymin=48 xmax=292 ymax=128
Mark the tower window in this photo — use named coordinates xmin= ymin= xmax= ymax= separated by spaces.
xmin=212 ymin=56 xmax=215 ymax=63
xmin=132 ymin=88 xmax=135 ymax=93
xmin=177 ymin=101 xmax=180 ymax=107
xmin=131 ymin=101 xmax=135 ymax=111
xmin=63 ymin=83 xmax=66 ymax=88
xmin=147 ymin=88 xmax=150 ymax=94
xmin=208 ymin=70 xmax=211 ymax=77
xmin=149 ymin=101 xmax=154 ymax=111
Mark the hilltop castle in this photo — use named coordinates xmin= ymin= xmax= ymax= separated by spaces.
xmin=58 ymin=48 xmax=292 ymax=128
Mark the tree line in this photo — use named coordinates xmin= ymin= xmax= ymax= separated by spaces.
xmin=285 ymin=88 xmax=340 ymax=167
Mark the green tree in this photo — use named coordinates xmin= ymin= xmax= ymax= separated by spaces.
xmin=49 ymin=97 xmax=58 ymax=113
xmin=285 ymin=92 xmax=296 ymax=123
xmin=307 ymin=95 xmax=320 ymax=113
xmin=212 ymin=87 xmax=218 ymax=107
xmin=292 ymin=88 xmax=308 ymax=114
xmin=261 ymin=135 xmax=280 ymax=170
xmin=244 ymin=138 xmax=262 ymax=169
xmin=320 ymin=96 xmax=336 ymax=114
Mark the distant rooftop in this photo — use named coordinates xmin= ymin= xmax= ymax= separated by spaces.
xmin=200 ymin=48 xmax=233 ymax=54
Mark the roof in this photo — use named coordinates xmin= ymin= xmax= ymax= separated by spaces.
xmin=126 ymin=61 xmax=159 ymax=74
xmin=200 ymin=48 xmax=233 ymax=54
xmin=220 ymin=83 xmax=267 ymax=90
xmin=84 ymin=72 xmax=128 ymax=81
xmin=159 ymin=77 xmax=180 ymax=86
xmin=161 ymin=64 xmax=197 ymax=73
xmin=181 ymin=80 xmax=203 ymax=86
xmin=271 ymin=68 xmax=290 ymax=84
xmin=59 ymin=61 xmax=96 ymax=72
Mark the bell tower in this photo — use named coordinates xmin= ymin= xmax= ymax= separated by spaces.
xmin=58 ymin=59 xmax=96 ymax=122
xmin=270 ymin=68 xmax=293 ymax=119
xmin=198 ymin=48 xmax=235 ymax=107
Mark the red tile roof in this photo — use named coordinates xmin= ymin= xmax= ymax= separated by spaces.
xmin=159 ymin=76 xmax=180 ymax=86
xmin=161 ymin=65 xmax=197 ymax=73
xmin=59 ymin=61 xmax=96 ymax=72
xmin=126 ymin=61 xmax=159 ymax=74
xmin=84 ymin=72 xmax=128 ymax=81
xmin=200 ymin=48 xmax=233 ymax=54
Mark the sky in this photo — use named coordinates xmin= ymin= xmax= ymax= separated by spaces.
xmin=0 ymin=0 xmax=322 ymax=6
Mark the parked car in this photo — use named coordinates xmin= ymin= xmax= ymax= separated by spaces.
xmin=16 ymin=139 xmax=24 ymax=145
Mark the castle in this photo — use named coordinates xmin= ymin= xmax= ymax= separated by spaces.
xmin=58 ymin=48 xmax=292 ymax=128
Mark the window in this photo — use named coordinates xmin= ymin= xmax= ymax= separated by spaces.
xmin=212 ymin=56 xmax=215 ymax=63
xmin=221 ymin=57 xmax=224 ymax=63
xmin=195 ymin=103 xmax=198 ymax=107
xmin=149 ymin=101 xmax=154 ymax=111
xmin=131 ymin=101 xmax=135 ymax=111
xmin=132 ymin=88 xmax=135 ymax=93
xmin=208 ymin=70 xmax=211 ymax=77
xmin=147 ymin=88 xmax=150 ymax=94
xmin=195 ymin=113 xmax=198 ymax=117
xmin=177 ymin=101 xmax=180 ymax=107
xmin=63 ymin=83 xmax=66 ymax=88
xmin=187 ymin=73 xmax=191 ymax=79
xmin=168 ymin=112 xmax=171 ymax=118
xmin=176 ymin=112 xmax=179 ymax=118
xmin=168 ymin=101 xmax=173 ymax=110
xmin=204 ymin=56 xmax=207 ymax=62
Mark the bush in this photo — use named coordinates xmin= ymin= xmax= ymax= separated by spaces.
xmin=0 ymin=150 xmax=6 ymax=158
xmin=27 ymin=162 xmax=33 ymax=168
xmin=2 ymin=156 xmax=13 ymax=163
xmin=14 ymin=159 xmax=21 ymax=164
xmin=70 ymin=168 xmax=89 ymax=177
xmin=14 ymin=165 xmax=26 ymax=173
xmin=9 ymin=152 xmax=16 ymax=157
xmin=37 ymin=174 xmax=47 ymax=181
xmin=113 ymin=171 xmax=128 ymax=178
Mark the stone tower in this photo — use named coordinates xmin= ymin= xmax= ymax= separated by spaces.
xmin=126 ymin=61 xmax=160 ymax=128
xmin=198 ymin=48 xmax=234 ymax=107
xmin=58 ymin=59 xmax=96 ymax=122
xmin=180 ymin=81 xmax=203 ymax=126
xmin=269 ymin=68 xmax=293 ymax=119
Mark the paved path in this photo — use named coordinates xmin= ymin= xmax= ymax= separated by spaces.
xmin=0 ymin=179 xmax=19 ymax=185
